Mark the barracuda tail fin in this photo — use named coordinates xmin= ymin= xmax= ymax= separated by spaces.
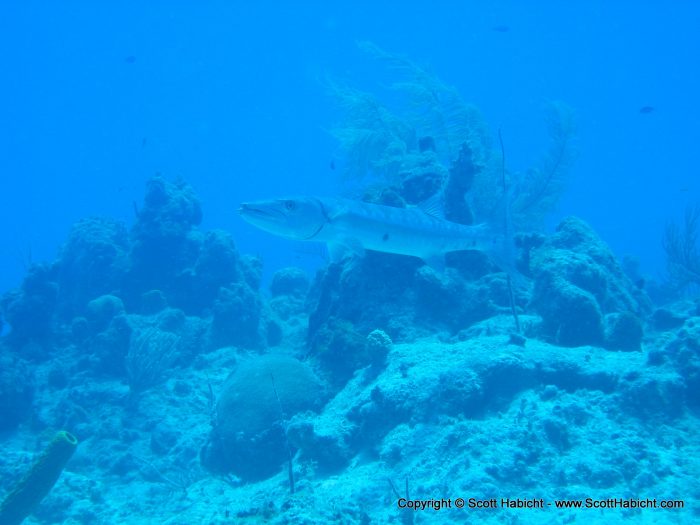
xmin=472 ymin=176 xmax=520 ymax=280
xmin=486 ymin=228 xmax=525 ymax=286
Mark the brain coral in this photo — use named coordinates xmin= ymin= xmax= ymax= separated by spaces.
xmin=202 ymin=354 xmax=325 ymax=481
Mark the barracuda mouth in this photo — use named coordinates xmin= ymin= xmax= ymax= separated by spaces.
xmin=238 ymin=203 xmax=284 ymax=219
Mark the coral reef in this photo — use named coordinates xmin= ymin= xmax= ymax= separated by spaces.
xmin=1 ymin=173 xmax=268 ymax=342
xmin=270 ymin=267 xmax=309 ymax=298
xmin=201 ymin=354 xmax=326 ymax=481
xmin=306 ymin=248 xmax=526 ymax=352
xmin=208 ymin=283 xmax=263 ymax=349
xmin=604 ymin=312 xmax=644 ymax=351
xmin=0 ymin=174 xmax=698 ymax=524
xmin=653 ymin=314 xmax=700 ymax=409
xmin=84 ymin=311 xmax=132 ymax=377
xmin=309 ymin=319 xmax=389 ymax=388
xmin=330 ymin=43 xmax=490 ymax=211
xmin=0 ymin=352 xmax=34 ymax=431
xmin=287 ymin=329 xmax=693 ymax=497
xmin=529 ymin=216 xmax=651 ymax=347
xmin=306 ymin=44 xmax=579 ymax=358
xmin=0 ymin=41 xmax=697 ymax=523
xmin=126 ymin=326 xmax=181 ymax=394
xmin=183 ymin=230 xmax=241 ymax=312
xmin=126 ymin=176 xmax=203 ymax=308
xmin=86 ymin=295 xmax=125 ymax=333
xmin=57 ymin=217 xmax=129 ymax=319
xmin=0 ymin=264 xmax=58 ymax=350
xmin=331 ymin=43 xmax=576 ymax=237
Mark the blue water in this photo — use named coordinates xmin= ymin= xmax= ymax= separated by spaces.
xmin=1 ymin=2 xmax=699 ymax=524
xmin=2 ymin=2 xmax=698 ymax=292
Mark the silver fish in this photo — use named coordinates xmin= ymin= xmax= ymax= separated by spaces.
xmin=239 ymin=197 xmax=516 ymax=273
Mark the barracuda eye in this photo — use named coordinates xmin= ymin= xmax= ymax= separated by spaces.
xmin=284 ymin=200 xmax=297 ymax=211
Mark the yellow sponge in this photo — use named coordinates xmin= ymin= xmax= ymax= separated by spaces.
xmin=0 ymin=431 xmax=78 ymax=525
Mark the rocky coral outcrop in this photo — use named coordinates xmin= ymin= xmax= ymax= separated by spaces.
xmin=126 ymin=176 xmax=204 ymax=305
xmin=0 ymin=351 xmax=34 ymax=430
xmin=0 ymin=264 xmax=58 ymax=350
xmin=529 ymin=217 xmax=651 ymax=348
xmin=290 ymin=328 xmax=685 ymax=476
xmin=307 ymin=250 xmax=520 ymax=351
xmin=57 ymin=216 xmax=129 ymax=319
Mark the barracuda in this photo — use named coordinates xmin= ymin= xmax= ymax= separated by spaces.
xmin=238 ymin=196 xmax=515 ymax=272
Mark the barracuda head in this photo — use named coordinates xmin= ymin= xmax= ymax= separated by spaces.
xmin=238 ymin=197 xmax=329 ymax=240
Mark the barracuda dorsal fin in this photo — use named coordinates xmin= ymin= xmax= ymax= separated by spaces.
xmin=416 ymin=192 xmax=446 ymax=219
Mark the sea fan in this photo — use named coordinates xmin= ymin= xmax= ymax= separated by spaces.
xmin=126 ymin=326 xmax=180 ymax=394
xmin=329 ymin=44 xmax=575 ymax=231
xmin=328 ymin=80 xmax=414 ymax=186
xmin=329 ymin=43 xmax=490 ymax=193
xmin=512 ymin=101 xmax=576 ymax=227
xmin=663 ymin=204 xmax=700 ymax=292
xmin=358 ymin=41 xmax=490 ymax=167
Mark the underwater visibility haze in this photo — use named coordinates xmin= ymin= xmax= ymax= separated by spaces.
xmin=1 ymin=2 xmax=699 ymax=524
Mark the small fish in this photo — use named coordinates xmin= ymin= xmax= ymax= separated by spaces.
xmin=639 ymin=106 xmax=654 ymax=114
xmin=330 ymin=160 xmax=335 ymax=170
xmin=492 ymin=25 xmax=510 ymax=33
xmin=125 ymin=55 xmax=137 ymax=64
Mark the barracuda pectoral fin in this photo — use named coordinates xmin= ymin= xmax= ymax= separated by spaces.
xmin=328 ymin=237 xmax=365 ymax=263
